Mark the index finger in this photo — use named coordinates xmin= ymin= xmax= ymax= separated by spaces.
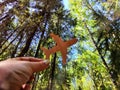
xmin=11 ymin=57 xmax=43 ymax=62
xmin=29 ymin=60 xmax=50 ymax=72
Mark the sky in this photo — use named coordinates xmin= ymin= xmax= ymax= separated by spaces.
xmin=0 ymin=0 xmax=3 ymax=2
xmin=63 ymin=0 xmax=69 ymax=10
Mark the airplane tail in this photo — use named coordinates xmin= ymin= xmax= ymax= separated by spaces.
xmin=40 ymin=47 xmax=51 ymax=59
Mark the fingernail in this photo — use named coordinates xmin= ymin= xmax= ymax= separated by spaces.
xmin=43 ymin=60 xmax=50 ymax=64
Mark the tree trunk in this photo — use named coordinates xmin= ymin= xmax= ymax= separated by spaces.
xmin=48 ymin=53 xmax=56 ymax=90
xmin=85 ymin=22 xmax=118 ymax=87
xmin=31 ymin=30 xmax=45 ymax=90
xmin=0 ymin=29 xmax=23 ymax=55
xmin=18 ymin=29 xmax=37 ymax=57
xmin=11 ymin=34 xmax=23 ymax=58
xmin=0 ymin=27 xmax=19 ymax=48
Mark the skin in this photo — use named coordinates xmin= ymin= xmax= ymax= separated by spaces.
xmin=0 ymin=57 xmax=49 ymax=90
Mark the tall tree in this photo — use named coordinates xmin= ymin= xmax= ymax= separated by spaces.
xmin=70 ymin=0 xmax=120 ymax=89
xmin=0 ymin=0 xmax=77 ymax=90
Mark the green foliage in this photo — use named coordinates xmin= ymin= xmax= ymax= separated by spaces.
xmin=0 ymin=0 xmax=120 ymax=90
xmin=69 ymin=0 xmax=119 ymax=89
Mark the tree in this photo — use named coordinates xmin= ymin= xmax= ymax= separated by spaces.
xmin=70 ymin=0 xmax=120 ymax=89
xmin=0 ymin=0 xmax=77 ymax=90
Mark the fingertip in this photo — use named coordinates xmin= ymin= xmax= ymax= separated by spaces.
xmin=22 ymin=84 xmax=31 ymax=90
xmin=30 ymin=60 xmax=50 ymax=72
xmin=42 ymin=60 xmax=50 ymax=65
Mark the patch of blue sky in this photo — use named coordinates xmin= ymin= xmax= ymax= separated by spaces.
xmin=13 ymin=15 xmax=19 ymax=26
xmin=29 ymin=1 xmax=36 ymax=7
xmin=4 ymin=3 xmax=14 ymax=13
xmin=68 ymin=45 xmax=78 ymax=59
xmin=62 ymin=0 xmax=69 ymax=10
xmin=29 ymin=1 xmax=38 ymax=13
xmin=72 ymin=77 xmax=77 ymax=89
xmin=29 ymin=1 xmax=43 ymax=14
xmin=90 ymin=0 xmax=113 ymax=21
xmin=0 ymin=0 xmax=3 ymax=2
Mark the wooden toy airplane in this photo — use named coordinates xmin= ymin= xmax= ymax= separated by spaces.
xmin=40 ymin=33 xmax=77 ymax=64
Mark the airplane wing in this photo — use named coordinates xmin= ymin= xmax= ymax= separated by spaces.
xmin=40 ymin=47 xmax=50 ymax=59
xmin=41 ymin=45 xmax=60 ymax=59
xmin=50 ymin=33 xmax=63 ymax=45
xmin=65 ymin=38 xmax=77 ymax=47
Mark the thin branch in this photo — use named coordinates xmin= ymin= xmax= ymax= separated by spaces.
xmin=84 ymin=22 xmax=117 ymax=87
xmin=18 ymin=28 xmax=37 ymax=57
xmin=11 ymin=34 xmax=23 ymax=58
xmin=0 ymin=28 xmax=23 ymax=55
xmin=0 ymin=26 xmax=19 ymax=48
xmin=32 ymin=5 xmax=50 ymax=89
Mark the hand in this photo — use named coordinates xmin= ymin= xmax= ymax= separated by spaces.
xmin=0 ymin=57 xmax=49 ymax=90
